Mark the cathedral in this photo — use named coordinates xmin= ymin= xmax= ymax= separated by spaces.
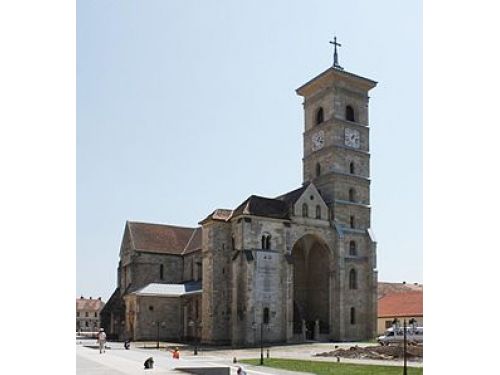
xmin=101 ymin=55 xmax=378 ymax=345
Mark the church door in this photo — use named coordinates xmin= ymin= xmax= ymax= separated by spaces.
xmin=291 ymin=235 xmax=330 ymax=340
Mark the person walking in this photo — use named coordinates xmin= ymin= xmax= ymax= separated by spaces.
xmin=97 ymin=328 xmax=107 ymax=354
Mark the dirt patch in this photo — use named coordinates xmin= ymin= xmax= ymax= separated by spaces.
xmin=315 ymin=344 xmax=423 ymax=361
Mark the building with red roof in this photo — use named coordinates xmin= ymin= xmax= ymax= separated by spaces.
xmin=377 ymin=288 xmax=423 ymax=334
xmin=76 ymin=296 xmax=105 ymax=333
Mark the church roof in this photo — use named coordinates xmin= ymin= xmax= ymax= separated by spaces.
xmin=127 ymin=221 xmax=201 ymax=255
xmin=199 ymin=208 xmax=233 ymax=224
xmin=231 ymin=195 xmax=290 ymax=220
xmin=275 ymin=185 xmax=307 ymax=205
xmin=130 ymin=281 xmax=202 ymax=297
xmin=182 ymin=227 xmax=202 ymax=255
xmin=296 ymin=66 xmax=377 ymax=97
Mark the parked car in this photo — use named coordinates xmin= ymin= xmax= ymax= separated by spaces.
xmin=377 ymin=326 xmax=423 ymax=345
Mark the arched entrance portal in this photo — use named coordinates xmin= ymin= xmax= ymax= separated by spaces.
xmin=292 ymin=235 xmax=330 ymax=340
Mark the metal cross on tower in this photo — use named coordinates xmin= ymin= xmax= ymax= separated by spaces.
xmin=329 ymin=36 xmax=344 ymax=70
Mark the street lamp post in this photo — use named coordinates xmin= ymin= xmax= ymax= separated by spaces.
xmin=260 ymin=321 xmax=264 ymax=365
xmin=403 ymin=319 xmax=408 ymax=375
xmin=153 ymin=321 xmax=165 ymax=350
xmin=188 ymin=320 xmax=198 ymax=355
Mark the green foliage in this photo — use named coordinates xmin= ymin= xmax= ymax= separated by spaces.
xmin=240 ymin=358 xmax=423 ymax=375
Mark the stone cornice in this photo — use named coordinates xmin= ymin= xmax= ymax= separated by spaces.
xmin=303 ymin=144 xmax=370 ymax=161
xmin=334 ymin=199 xmax=371 ymax=208
xmin=303 ymin=117 xmax=369 ymax=138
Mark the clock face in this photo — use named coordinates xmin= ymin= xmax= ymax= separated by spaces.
xmin=344 ymin=128 xmax=360 ymax=149
xmin=311 ymin=131 xmax=325 ymax=151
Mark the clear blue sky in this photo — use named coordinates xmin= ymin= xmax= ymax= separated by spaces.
xmin=77 ymin=0 xmax=422 ymax=301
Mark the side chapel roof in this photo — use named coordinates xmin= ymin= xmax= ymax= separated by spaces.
xmin=200 ymin=184 xmax=312 ymax=223
xmin=127 ymin=221 xmax=201 ymax=255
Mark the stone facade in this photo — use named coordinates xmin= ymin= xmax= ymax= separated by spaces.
xmin=102 ymin=64 xmax=378 ymax=345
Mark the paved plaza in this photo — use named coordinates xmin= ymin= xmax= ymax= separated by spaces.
xmin=76 ymin=338 xmax=422 ymax=374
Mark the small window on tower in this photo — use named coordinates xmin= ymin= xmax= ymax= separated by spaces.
xmin=350 ymin=216 xmax=355 ymax=228
xmin=315 ymin=163 xmax=321 ymax=177
xmin=302 ymin=203 xmax=309 ymax=218
xmin=266 ymin=235 xmax=271 ymax=250
xmin=349 ymin=240 xmax=357 ymax=256
xmin=160 ymin=264 xmax=164 ymax=280
xmin=346 ymin=105 xmax=355 ymax=122
xmin=261 ymin=235 xmax=266 ymax=249
xmin=349 ymin=188 xmax=356 ymax=202
xmin=263 ymin=307 xmax=270 ymax=324
xmin=350 ymin=307 xmax=356 ymax=324
xmin=349 ymin=162 xmax=355 ymax=174
xmin=315 ymin=107 xmax=324 ymax=125
xmin=349 ymin=269 xmax=358 ymax=289
xmin=316 ymin=205 xmax=321 ymax=219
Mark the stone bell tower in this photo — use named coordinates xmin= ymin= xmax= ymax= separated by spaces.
xmin=296 ymin=45 xmax=378 ymax=339
xmin=296 ymin=63 xmax=377 ymax=234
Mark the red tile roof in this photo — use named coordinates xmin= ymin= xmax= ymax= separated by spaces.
xmin=76 ymin=298 xmax=105 ymax=312
xmin=128 ymin=222 xmax=201 ymax=255
xmin=378 ymin=291 xmax=423 ymax=318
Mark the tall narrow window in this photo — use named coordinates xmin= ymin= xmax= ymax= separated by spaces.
xmin=349 ymin=162 xmax=355 ymax=174
xmin=263 ymin=307 xmax=270 ymax=324
xmin=315 ymin=107 xmax=324 ymax=125
xmin=350 ymin=307 xmax=356 ymax=324
xmin=315 ymin=163 xmax=321 ymax=177
xmin=262 ymin=234 xmax=271 ymax=250
xmin=350 ymin=216 xmax=355 ymax=228
xmin=349 ymin=240 xmax=357 ymax=255
xmin=349 ymin=269 xmax=358 ymax=289
xmin=302 ymin=203 xmax=309 ymax=217
xmin=346 ymin=105 xmax=355 ymax=122
xmin=349 ymin=188 xmax=356 ymax=202
xmin=231 ymin=236 xmax=235 ymax=250
xmin=315 ymin=205 xmax=321 ymax=219
xmin=160 ymin=264 xmax=164 ymax=280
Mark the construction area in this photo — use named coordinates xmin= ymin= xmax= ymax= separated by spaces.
xmin=315 ymin=344 xmax=423 ymax=362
